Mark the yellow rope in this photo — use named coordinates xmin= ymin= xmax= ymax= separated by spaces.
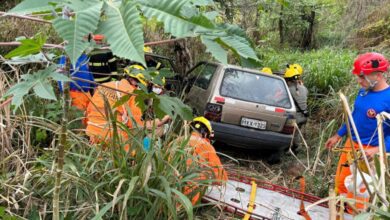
xmin=243 ymin=181 xmax=257 ymax=220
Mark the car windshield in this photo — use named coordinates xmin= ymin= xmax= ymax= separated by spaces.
xmin=220 ymin=68 xmax=292 ymax=108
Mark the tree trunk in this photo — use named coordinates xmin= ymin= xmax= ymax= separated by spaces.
xmin=173 ymin=39 xmax=193 ymax=77
xmin=252 ymin=5 xmax=262 ymax=44
xmin=278 ymin=5 xmax=284 ymax=45
xmin=301 ymin=9 xmax=315 ymax=49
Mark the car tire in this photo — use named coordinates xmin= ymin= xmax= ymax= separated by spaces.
xmin=266 ymin=150 xmax=282 ymax=164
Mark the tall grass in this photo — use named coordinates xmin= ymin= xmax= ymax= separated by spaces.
xmin=1 ymin=111 xmax=215 ymax=219
xmin=258 ymin=47 xmax=357 ymax=95
xmin=0 ymin=61 xmax=217 ymax=219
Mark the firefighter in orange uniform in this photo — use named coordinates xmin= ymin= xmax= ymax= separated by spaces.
xmin=183 ymin=117 xmax=228 ymax=204
xmin=85 ymin=65 xmax=145 ymax=152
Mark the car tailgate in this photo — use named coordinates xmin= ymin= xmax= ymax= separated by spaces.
xmin=220 ymin=98 xmax=288 ymax=132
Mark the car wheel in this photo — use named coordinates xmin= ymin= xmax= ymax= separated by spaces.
xmin=266 ymin=150 xmax=282 ymax=164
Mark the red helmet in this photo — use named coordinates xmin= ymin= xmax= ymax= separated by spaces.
xmin=352 ymin=52 xmax=389 ymax=75
xmin=93 ymin=34 xmax=104 ymax=41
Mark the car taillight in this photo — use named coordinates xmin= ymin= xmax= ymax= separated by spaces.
xmin=214 ymin=96 xmax=225 ymax=104
xmin=275 ymin=108 xmax=285 ymax=113
xmin=282 ymin=117 xmax=296 ymax=134
xmin=204 ymin=103 xmax=223 ymax=122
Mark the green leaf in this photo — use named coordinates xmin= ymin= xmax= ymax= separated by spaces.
xmin=65 ymin=0 xmax=101 ymax=12
xmin=49 ymin=71 xmax=72 ymax=82
xmin=158 ymin=176 xmax=176 ymax=219
xmin=375 ymin=209 xmax=390 ymax=218
xmin=201 ymin=36 xmax=227 ymax=64
xmin=204 ymin=11 xmax=219 ymax=20
xmin=239 ymin=57 xmax=262 ymax=68
xmin=218 ymin=35 xmax=258 ymax=60
xmin=53 ymin=2 xmax=102 ymax=66
xmin=97 ymin=1 xmax=145 ymax=66
xmin=0 ymin=206 xmax=4 ymax=216
xmin=171 ymin=188 xmax=193 ymax=219
xmin=155 ymin=95 xmax=193 ymax=120
xmin=276 ymin=0 xmax=290 ymax=7
xmin=5 ymin=34 xmax=47 ymax=59
xmin=33 ymin=81 xmax=57 ymax=100
xmin=8 ymin=0 xmax=61 ymax=15
xmin=113 ymin=95 xmax=131 ymax=109
xmin=190 ymin=0 xmax=214 ymax=6
xmin=4 ymin=65 xmax=58 ymax=109
xmin=92 ymin=195 xmax=125 ymax=220
xmin=121 ymin=177 xmax=139 ymax=217
xmin=141 ymin=0 xmax=212 ymax=37
xmin=354 ymin=212 xmax=374 ymax=220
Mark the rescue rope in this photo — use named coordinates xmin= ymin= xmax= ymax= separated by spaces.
xmin=242 ymin=180 xmax=257 ymax=220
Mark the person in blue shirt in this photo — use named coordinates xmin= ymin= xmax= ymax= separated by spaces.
xmin=325 ymin=52 xmax=390 ymax=197
xmin=58 ymin=54 xmax=95 ymax=111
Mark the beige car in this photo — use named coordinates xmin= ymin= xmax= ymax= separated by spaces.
xmin=185 ymin=62 xmax=297 ymax=158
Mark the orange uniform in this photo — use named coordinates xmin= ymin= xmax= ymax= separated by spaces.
xmin=86 ymin=79 xmax=143 ymax=152
xmin=335 ymin=139 xmax=374 ymax=196
xmin=70 ymin=90 xmax=91 ymax=111
xmin=184 ymin=132 xmax=228 ymax=204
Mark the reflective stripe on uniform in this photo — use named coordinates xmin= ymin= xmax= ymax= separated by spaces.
xmin=89 ymin=62 xmax=108 ymax=67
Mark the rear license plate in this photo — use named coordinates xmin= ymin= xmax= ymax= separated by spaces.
xmin=240 ymin=117 xmax=267 ymax=130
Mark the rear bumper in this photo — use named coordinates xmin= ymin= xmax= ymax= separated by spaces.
xmin=211 ymin=122 xmax=293 ymax=150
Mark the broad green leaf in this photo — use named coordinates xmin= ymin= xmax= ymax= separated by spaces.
xmin=53 ymin=2 xmax=102 ymax=66
xmin=155 ymin=95 xmax=193 ymax=120
xmin=65 ymin=0 xmax=101 ymax=12
xmin=141 ymin=0 xmax=212 ymax=37
xmin=49 ymin=71 xmax=72 ymax=82
xmin=4 ymin=65 xmax=59 ymax=109
xmin=5 ymin=34 xmax=47 ymax=58
xmin=33 ymin=81 xmax=57 ymax=100
xmin=201 ymin=36 xmax=227 ymax=64
xmin=221 ymin=23 xmax=248 ymax=39
xmin=190 ymin=0 xmax=214 ymax=6
xmin=8 ymin=0 xmax=61 ymax=15
xmin=239 ymin=57 xmax=262 ymax=68
xmin=218 ymin=35 xmax=258 ymax=60
xmin=97 ymin=1 xmax=145 ymax=66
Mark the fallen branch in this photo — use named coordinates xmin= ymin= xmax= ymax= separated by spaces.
xmin=0 ymin=11 xmax=52 ymax=24
xmin=0 ymin=97 xmax=12 ymax=109
xmin=0 ymin=42 xmax=64 ymax=49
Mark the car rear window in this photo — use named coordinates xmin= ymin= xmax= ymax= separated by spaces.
xmin=220 ymin=68 xmax=292 ymax=108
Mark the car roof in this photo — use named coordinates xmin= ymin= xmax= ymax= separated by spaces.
xmin=197 ymin=61 xmax=286 ymax=81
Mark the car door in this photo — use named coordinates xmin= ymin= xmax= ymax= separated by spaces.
xmin=185 ymin=62 xmax=218 ymax=115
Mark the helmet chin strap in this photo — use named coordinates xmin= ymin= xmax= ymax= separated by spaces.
xmin=361 ymin=75 xmax=378 ymax=95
